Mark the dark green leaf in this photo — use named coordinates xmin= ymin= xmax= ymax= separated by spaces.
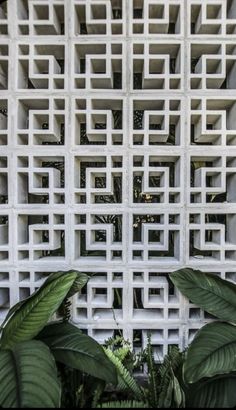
xmin=190 ymin=376 xmax=236 ymax=408
xmin=0 ymin=340 xmax=61 ymax=408
xmin=173 ymin=373 xmax=185 ymax=408
xmin=37 ymin=321 xmax=82 ymax=343
xmin=38 ymin=322 xmax=117 ymax=385
xmin=66 ymin=272 xmax=89 ymax=298
xmin=171 ymin=268 xmax=236 ymax=322
xmin=184 ymin=322 xmax=236 ymax=383
xmin=1 ymin=271 xmax=78 ymax=349
xmin=157 ymin=346 xmax=185 ymax=408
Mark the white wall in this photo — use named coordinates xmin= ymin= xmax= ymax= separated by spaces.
xmin=1 ymin=0 xmax=236 ymax=360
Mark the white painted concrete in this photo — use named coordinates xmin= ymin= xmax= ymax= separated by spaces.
xmin=1 ymin=0 xmax=236 ymax=359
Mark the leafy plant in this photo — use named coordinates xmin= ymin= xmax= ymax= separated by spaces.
xmin=0 ymin=270 xmax=117 ymax=408
xmin=105 ymin=335 xmax=143 ymax=373
xmin=104 ymin=348 xmax=144 ymax=400
xmin=156 ymin=346 xmax=185 ymax=408
xmin=171 ymin=268 xmax=236 ymax=408
xmin=98 ymin=335 xmax=186 ymax=409
xmin=145 ymin=334 xmax=159 ymax=408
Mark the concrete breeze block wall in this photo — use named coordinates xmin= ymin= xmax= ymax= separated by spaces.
xmin=1 ymin=0 xmax=236 ymax=360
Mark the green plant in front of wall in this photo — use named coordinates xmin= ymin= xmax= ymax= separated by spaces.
xmin=96 ymin=334 xmax=185 ymax=409
xmin=170 ymin=268 xmax=236 ymax=408
xmin=97 ymin=268 xmax=236 ymax=409
xmin=0 ymin=270 xmax=117 ymax=408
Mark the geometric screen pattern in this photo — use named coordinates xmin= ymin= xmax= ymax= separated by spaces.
xmin=1 ymin=0 xmax=236 ymax=360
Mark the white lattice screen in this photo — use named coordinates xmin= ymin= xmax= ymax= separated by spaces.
xmin=1 ymin=0 xmax=236 ymax=360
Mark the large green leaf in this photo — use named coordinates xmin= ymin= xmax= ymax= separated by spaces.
xmin=1 ymin=271 xmax=83 ymax=330
xmin=66 ymin=272 xmax=89 ymax=298
xmin=37 ymin=322 xmax=117 ymax=385
xmin=170 ymin=268 xmax=236 ymax=322
xmin=1 ymin=271 xmax=62 ymax=327
xmin=0 ymin=271 xmax=78 ymax=349
xmin=184 ymin=322 xmax=236 ymax=383
xmin=190 ymin=376 xmax=236 ymax=408
xmin=37 ymin=321 xmax=82 ymax=343
xmin=0 ymin=340 xmax=61 ymax=408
